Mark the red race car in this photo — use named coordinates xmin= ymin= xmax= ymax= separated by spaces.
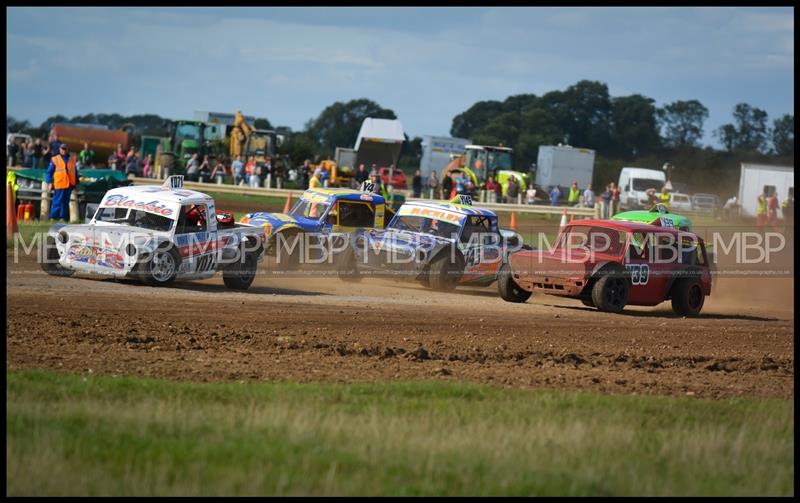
xmin=498 ymin=219 xmax=712 ymax=315
xmin=379 ymin=167 xmax=408 ymax=189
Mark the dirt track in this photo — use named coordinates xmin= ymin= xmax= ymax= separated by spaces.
xmin=6 ymin=251 xmax=794 ymax=399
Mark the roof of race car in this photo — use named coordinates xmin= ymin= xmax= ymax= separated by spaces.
xmin=301 ymin=187 xmax=385 ymax=203
xmin=401 ymin=200 xmax=497 ymax=218
xmin=566 ymin=218 xmax=694 ymax=237
xmin=102 ymin=184 xmax=211 ymax=204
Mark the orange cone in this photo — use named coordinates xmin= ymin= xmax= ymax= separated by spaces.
xmin=7 ymin=182 xmax=18 ymax=236
xmin=509 ymin=212 xmax=517 ymax=230
xmin=282 ymin=192 xmax=292 ymax=213
xmin=559 ymin=207 xmax=568 ymax=228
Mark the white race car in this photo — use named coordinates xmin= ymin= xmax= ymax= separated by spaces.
xmin=40 ymin=176 xmax=266 ymax=289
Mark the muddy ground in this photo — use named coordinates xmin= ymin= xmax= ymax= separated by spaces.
xmin=6 ymin=250 xmax=794 ymax=399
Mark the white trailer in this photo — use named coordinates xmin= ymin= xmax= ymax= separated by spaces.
xmin=535 ymin=145 xmax=595 ymax=191
xmin=354 ymin=118 xmax=405 ymax=169
xmin=419 ymin=135 xmax=470 ymax=180
xmin=737 ymin=163 xmax=794 ymax=218
xmin=334 ymin=147 xmax=357 ymax=170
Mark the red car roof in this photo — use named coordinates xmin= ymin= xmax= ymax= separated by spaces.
xmin=565 ymin=219 xmax=698 ymax=238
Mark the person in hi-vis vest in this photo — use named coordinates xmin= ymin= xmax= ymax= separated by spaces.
xmin=45 ymin=143 xmax=79 ymax=221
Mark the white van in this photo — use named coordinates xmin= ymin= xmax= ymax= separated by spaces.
xmin=618 ymin=167 xmax=666 ymax=210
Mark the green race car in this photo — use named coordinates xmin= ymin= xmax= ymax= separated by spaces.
xmin=612 ymin=204 xmax=692 ymax=231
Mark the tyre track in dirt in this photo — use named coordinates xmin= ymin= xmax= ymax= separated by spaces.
xmin=6 ymin=252 xmax=794 ymax=399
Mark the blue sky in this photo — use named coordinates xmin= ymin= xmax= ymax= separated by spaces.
xmin=6 ymin=6 xmax=794 ymax=148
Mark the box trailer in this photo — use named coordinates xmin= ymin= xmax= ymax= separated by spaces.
xmin=737 ymin=163 xmax=794 ymax=218
xmin=354 ymin=118 xmax=405 ymax=169
xmin=420 ymin=135 xmax=470 ymax=180
xmin=535 ymin=145 xmax=595 ymax=192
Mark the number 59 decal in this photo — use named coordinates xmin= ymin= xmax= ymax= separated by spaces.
xmin=625 ymin=264 xmax=650 ymax=285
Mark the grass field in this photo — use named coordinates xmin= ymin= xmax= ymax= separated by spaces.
xmin=6 ymin=371 xmax=793 ymax=496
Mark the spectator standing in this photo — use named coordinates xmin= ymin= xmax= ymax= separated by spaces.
xmin=485 ymin=176 xmax=500 ymax=203
xmin=107 ymin=152 xmax=118 ymax=171
xmin=506 ymin=177 xmax=520 ymax=204
xmin=32 ymin=138 xmax=45 ymax=169
xmin=232 ymin=155 xmax=245 ymax=186
xmin=781 ymin=189 xmax=794 ymax=232
xmin=441 ymin=174 xmax=453 ymax=200
xmin=567 ymin=180 xmax=580 ymax=206
xmin=275 ymin=160 xmax=285 ymax=189
xmin=185 ymin=153 xmax=200 ymax=182
xmin=49 ymin=134 xmax=62 ymax=158
xmin=525 ymin=184 xmax=537 ymax=205
xmin=309 ymin=169 xmax=323 ymax=189
xmin=198 ymin=155 xmax=212 ymax=183
xmin=320 ymin=165 xmax=330 ymax=187
xmin=211 ymin=158 xmax=226 ymax=184
xmin=602 ymin=184 xmax=612 ymax=218
xmin=767 ymin=190 xmax=780 ymax=230
xmin=301 ymin=159 xmax=312 ymax=189
xmin=45 ymin=143 xmax=78 ymax=221
xmin=23 ymin=141 xmax=34 ymax=168
xmin=79 ymin=142 xmax=95 ymax=169
xmin=114 ymin=144 xmax=126 ymax=169
xmin=412 ymin=169 xmax=423 ymax=198
xmin=582 ymin=184 xmax=595 ymax=208
xmin=610 ymin=182 xmax=620 ymax=216
xmin=427 ymin=170 xmax=439 ymax=199
xmin=549 ymin=185 xmax=561 ymax=207
xmin=755 ymin=190 xmax=767 ymax=230
xmin=263 ymin=159 xmax=273 ymax=188
xmin=454 ymin=172 xmax=467 ymax=196
xmin=125 ymin=149 xmax=140 ymax=177
xmin=246 ymin=157 xmax=259 ymax=187
xmin=355 ymin=163 xmax=369 ymax=185
xmin=142 ymin=154 xmax=153 ymax=178
xmin=7 ymin=138 xmax=19 ymax=167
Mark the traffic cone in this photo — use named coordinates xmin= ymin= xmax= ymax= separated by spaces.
xmin=509 ymin=212 xmax=517 ymax=230
xmin=282 ymin=192 xmax=292 ymax=213
xmin=7 ymin=182 xmax=18 ymax=237
xmin=559 ymin=207 xmax=568 ymax=228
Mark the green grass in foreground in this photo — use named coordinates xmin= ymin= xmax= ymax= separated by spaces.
xmin=6 ymin=371 xmax=793 ymax=496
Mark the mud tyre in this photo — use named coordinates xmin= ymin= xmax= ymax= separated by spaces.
xmin=336 ymin=247 xmax=361 ymax=283
xmin=497 ymin=263 xmax=531 ymax=303
xmin=671 ymin=278 xmax=705 ymax=316
xmin=591 ymin=267 xmax=630 ymax=313
xmin=429 ymin=251 xmax=463 ymax=292
xmin=223 ymin=252 xmax=258 ymax=290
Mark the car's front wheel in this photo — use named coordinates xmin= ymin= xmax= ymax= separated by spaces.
xmin=40 ymin=236 xmax=75 ymax=277
xmin=223 ymin=252 xmax=258 ymax=290
xmin=497 ymin=263 xmax=531 ymax=303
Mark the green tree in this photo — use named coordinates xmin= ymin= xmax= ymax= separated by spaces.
xmin=770 ymin=114 xmax=794 ymax=156
xmin=657 ymin=99 xmax=709 ymax=148
xmin=450 ymin=100 xmax=503 ymax=139
xmin=253 ymin=118 xmax=273 ymax=130
xmin=715 ymin=103 xmax=770 ymax=152
xmin=611 ymin=94 xmax=661 ymax=157
xmin=556 ymin=80 xmax=614 ymax=150
xmin=279 ymin=133 xmax=319 ymax=168
xmin=305 ymin=98 xmax=397 ymax=156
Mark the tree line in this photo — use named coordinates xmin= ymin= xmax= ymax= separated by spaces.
xmin=7 ymin=79 xmax=793 ymax=196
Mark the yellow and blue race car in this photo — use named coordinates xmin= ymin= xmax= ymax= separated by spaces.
xmin=240 ymin=187 xmax=393 ymax=269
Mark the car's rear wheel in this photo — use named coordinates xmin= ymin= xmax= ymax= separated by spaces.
xmin=497 ymin=263 xmax=531 ymax=303
xmin=141 ymin=246 xmax=179 ymax=286
xmin=591 ymin=267 xmax=630 ymax=313
xmin=429 ymin=251 xmax=463 ymax=292
xmin=671 ymin=278 xmax=705 ymax=316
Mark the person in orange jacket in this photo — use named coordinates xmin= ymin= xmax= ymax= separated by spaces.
xmin=45 ymin=143 xmax=79 ymax=221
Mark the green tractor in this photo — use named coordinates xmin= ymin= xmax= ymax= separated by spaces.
xmin=443 ymin=145 xmax=528 ymax=199
xmin=156 ymin=120 xmax=222 ymax=176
